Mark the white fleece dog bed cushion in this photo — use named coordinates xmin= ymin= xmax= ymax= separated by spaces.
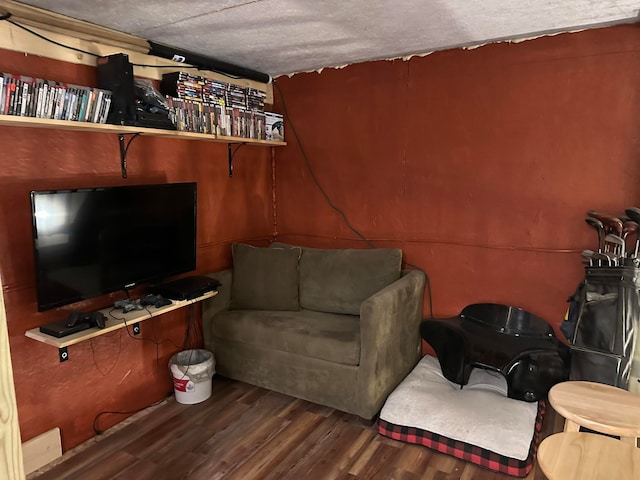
xmin=379 ymin=354 xmax=538 ymax=460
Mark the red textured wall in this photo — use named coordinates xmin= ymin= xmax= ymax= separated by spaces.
xmin=0 ymin=49 xmax=275 ymax=450
xmin=273 ymin=25 xmax=640 ymax=333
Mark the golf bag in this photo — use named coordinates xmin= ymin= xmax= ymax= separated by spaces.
xmin=562 ymin=265 xmax=640 ymax=390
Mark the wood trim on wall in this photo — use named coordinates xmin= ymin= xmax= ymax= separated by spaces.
xmin=0 ymin=274 xmax=25 ymax=480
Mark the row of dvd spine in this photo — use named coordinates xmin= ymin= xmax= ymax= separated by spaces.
xmin=0 ymin=73 xmax=112 ymax=123
xmin=167 ymin=96 xmax=266 ymax=139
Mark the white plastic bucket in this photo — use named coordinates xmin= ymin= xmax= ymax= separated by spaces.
xmin=169 ymin=349 xmax=215 ymax=404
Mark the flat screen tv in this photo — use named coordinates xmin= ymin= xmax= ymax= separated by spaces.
xmin=30 ymin=182 xmax=197 ymax=311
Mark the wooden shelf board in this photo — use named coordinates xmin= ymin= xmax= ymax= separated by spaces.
xmin=25 ymin=291 xmax=217 ymax=349
xmin=0 ymin=115 xmax=287 ymax=146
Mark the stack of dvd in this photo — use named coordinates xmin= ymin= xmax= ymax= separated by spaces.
xmin=247 ymin=88 xmax=267 ymax=140
xmin=0 ymin=73 xmax=112 ymax=123
xmin=202 ymin=78 xmax=232 ymax=136
xmin=160 ymin=72 xmax=205 ymax=102
xmin=225 ymin=83 xmax=247 ymax=138
xmin=247 ymin=88 xmax=266 ymax=112
xmin=225 ymin=84 xmax=247 ymax=109
xmin=203 ymin=78 xmax=227 ymax=105
xmin=165 ymin=97 xmax=216 ymax=134
xmin=161 ymin=71 xmax=268 ymax=139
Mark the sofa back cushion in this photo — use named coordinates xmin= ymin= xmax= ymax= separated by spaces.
xmin=230 ymin=243 xmax=301 ymax=311
xmin=274 ymin=244 xmax=402 ymax=315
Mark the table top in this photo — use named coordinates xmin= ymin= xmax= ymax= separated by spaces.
xmin=538 ymin=432 xmax=640 ymax=480
xmin=548 ymin=381 xmax=640 ymax=438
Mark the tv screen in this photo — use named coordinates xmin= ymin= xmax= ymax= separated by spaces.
xmin=30 ymin=182 xmax=197 ymax=311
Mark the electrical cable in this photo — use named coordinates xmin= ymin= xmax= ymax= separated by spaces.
xmin=123 ymin=133 xmax=140 ymax=156
xmin=89 ymin=330 xmax=122 ymax=377
xmin=4 ymin=16 xmax=99 ymax=58
xmin=181 ymin=305 xmax=201 ymax=351
xmin=272 ymin=79 xmax=435 ymax=317
xmin=109 ymin=299 xmax=201 ymax=381
xmin=108 ymin=307 xmax=181 ymax=351
xmin=92 ymin=394 xmax=171 ymax=435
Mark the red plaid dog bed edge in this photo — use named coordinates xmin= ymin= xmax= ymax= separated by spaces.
xmin=378 ymin=400 xmax=546 ymax=477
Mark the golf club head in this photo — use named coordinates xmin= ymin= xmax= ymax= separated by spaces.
xmin=586 ymin=211 xmax=623 ymax=235
xmin=625 ymin=207 xmax=640 ymax=225
xmin=591 ymin=252 xmax=615 ymax=267
xmin=585 ymin=217 xmax=605 ymax=253
xmin=622 ymin=220 xmax=638 ymax=237
xmin=604 ymin=233 xmax=625 ymax=258
xmin=581 ymin=249 xmax=595 ymax=266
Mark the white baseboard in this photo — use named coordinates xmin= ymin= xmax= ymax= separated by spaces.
xmin=22 ymin=427 xmax=62 ymax=475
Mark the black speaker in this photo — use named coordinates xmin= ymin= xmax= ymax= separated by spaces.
xmin=97 ymin=53 xmax=135 ymax=125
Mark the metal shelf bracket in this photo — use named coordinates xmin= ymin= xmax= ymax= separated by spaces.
xmin=227 ymin=142 xmax=247 ymax=178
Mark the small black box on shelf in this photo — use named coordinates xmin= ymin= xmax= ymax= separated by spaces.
xmin=97 ymin=53 xmax=136 ymax=125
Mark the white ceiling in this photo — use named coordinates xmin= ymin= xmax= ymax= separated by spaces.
xmin=14 ymin=0 xmax=640 ymax=78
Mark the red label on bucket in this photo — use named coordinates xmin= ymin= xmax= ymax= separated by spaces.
xmin=173 ymin=377 xmax=189 ymax=392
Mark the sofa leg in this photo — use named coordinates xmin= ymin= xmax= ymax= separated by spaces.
xmin=360 ymin=414 xmax=378 ymax=427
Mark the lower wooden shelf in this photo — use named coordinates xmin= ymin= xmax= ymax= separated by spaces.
xmin=25 ymin=291 xmax=217 ymax=359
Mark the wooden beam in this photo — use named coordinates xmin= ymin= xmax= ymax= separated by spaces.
xmin=0 ymin=272 xmax=25 ymax=480
xmin=0 ymin=0 xmax=274 ymax=100
xmin=0 ymin=0 xmax=149 ymax=52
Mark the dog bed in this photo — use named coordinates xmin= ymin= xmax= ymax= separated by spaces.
xmin=378 ymin=355 xmax=545 ymax=477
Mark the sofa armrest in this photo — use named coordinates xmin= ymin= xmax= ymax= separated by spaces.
xmin=202 ymin=269 xmax=233 ymax=349
xmin=357 ymin=269 xmax=425 ymax=416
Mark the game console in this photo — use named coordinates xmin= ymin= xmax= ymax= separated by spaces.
xmin=147 ymin=275 xmax=221 ymax=300
xmin=114 ymin=298 xmax=144 ymax=313
xmin=140 ymin=294 xmax=172 ymax=308
xmin=40 ymin=310 xmax=107 ymax=338
xmin=114 ymin=295 xmax=172 ymax=312
xmin=97 ymin=53 xmax=136 ymax=126
xmin=97 ymin=53 xmax=175 ymax=130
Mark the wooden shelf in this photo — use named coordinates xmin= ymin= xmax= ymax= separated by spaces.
xmin=0 ymin=114 xmax=287 ymax=146
xmin=25 ymin=291 xmax=217 ymax=357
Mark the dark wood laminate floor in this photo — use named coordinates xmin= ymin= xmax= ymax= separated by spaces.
xmin=30 ymin=376 xmax=560 ymax=479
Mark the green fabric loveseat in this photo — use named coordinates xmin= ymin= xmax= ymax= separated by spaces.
xmin=202 ymin=242 xmax=426 ymax=419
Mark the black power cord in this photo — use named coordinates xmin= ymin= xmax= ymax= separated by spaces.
xmin=89 ymin=330 xmax=122 ymax=377
xmin=272 ymin=79 xmax=434 ymax=317
xmin=92 ymin=393 xmax=172 ymax=435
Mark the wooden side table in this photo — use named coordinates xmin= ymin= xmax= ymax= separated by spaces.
xmin=548 ymin=380 xmax=640 ymax=446
xmin=538 ymin=432 xmax=640 ymax=480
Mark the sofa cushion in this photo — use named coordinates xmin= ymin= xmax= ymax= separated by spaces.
xmin=230 ymin=243 xmax=301 ymax=311
xmin=292 ymin=245 xmax=403 ymax=315
xmin=212 ymin=309 xmax=361 ymax=366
